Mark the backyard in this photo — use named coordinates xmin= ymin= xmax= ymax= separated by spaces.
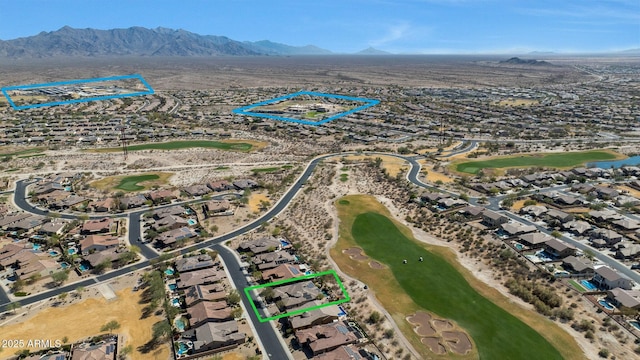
xmin=331 ymin=195 xmax=583 ymax=360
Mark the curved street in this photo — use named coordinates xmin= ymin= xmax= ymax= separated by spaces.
xmin=3 ymin=143 xmax=640 ymax=356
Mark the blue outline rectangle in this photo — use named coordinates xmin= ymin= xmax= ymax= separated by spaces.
xmin=232 ymin=91 xmax=379 ymax=126
xmin=1 ymin=74 xmax=154 ymax=110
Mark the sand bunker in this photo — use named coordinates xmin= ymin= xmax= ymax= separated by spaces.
xmin=432 ymin=319 xmax=453 ymax=331
xmin=407 ymin=311 xmax=473 ymax=355
xmin=442 ymin=331 xmax=473 ymax=355
xmin=421 ymin=337 xmax=447 ymax=354
xmin=369 ymin=261 xmax=385 ymax=269
xmin=343 ymin=247 xmax=369 ymax=261
xmin=407 ymin=312 xmax=436 ymax=336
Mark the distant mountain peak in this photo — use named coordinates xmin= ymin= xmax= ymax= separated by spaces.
xmin=0 ymin=26 xmax=334 ymax=57
xmin=500 ymin=57 xmax=551 ymax=66
xmin=356 ymin=47 xmax=391 ymax=55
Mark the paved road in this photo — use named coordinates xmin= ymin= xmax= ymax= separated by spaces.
xmin=215 ymin=245 xmax=292 ymax=360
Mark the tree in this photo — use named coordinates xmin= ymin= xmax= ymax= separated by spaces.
xmin=11 ymin=279 xmax=25 ymax=293
xmin=226 ymin=289 xmax=241 ymax=305
xmin=75 ymin=286 xmax=85 ymax=298
xmin=6 ymin=301 xmax=21 ymax=314
xmin=51 ymin=270 xmax=69 ymax=286
xmin=101 ymin=320 xmax=121 ymax=334
xmin=118 ymin=345 xmax=133 ymax=360
xmin=368 ymin=311 xmax=382 ymax=324
xmin=58 ymin=292 xmax=68 ymax=301
xmin=152 ymin=321 xmax=172 ymax=341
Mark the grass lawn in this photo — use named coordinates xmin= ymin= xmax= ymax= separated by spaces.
xmin=88 ymin=139 xmax=267 ymax=153
xmin=332 ymin=195 xmax=582 ymax=360
xmin=90 ymin=172 xmax=172 ymax=192
xmin=569 ymin=280 xmax=586 ymax=292
xmin=454 ymin=150 xmax=621 ymax=175
xmin=0 ymin=147 xmax=45 ymax=158
xmin=251 ymin=167 xmax=281 ymax=174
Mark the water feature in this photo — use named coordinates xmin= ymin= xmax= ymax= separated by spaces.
xmin=187 ymin=219 xmax=197 ymax=226
xmin=598 ymin=299 xmax=615 ymax=311
xmin=175 ymin=317 xmax=187 ymax=331
xmin=168 ymin=283 xmax=177 ymax=291
xmin=79 ymin=263 xmax=90 ymax=272
xmin=514 ymin=242 xmax=524 ymax=251
xmin=587 ymin=155 xmax=640 ymax=169
xmin=67 ymin=248 xmax=77 ymax=255
xmin=60 ymin=262 xmax=70 ymax=269
xmin=165 ymin=268 xmax=175 ymax=276
xmin=49 ymin=250 xmax=60 ymax=257
xmin=580 ymin=280 xmax=597 ymax=291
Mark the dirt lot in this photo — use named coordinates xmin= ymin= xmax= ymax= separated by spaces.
xmin=0 ymin=283 xmax=170 ymax=360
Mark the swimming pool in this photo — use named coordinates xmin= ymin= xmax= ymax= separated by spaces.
xmin=171 ymin=298 xmax=181 ymax=307
xmin=598 ymin=299 xmax=615 ymax=311
xmin=187 ymin=219 xmax=197 ymax=226
xmin=168 ymin=283 xmax=177 ymax=291
xmin=176 ymin=341 xmax=192 ymax=355
xmin=280 ymin=239 xmax=291 ymax=247
xmin=79 ymin=263 xmax=90 ymax=272
xmin=165 ymin=268 xmax=175 ymax=276
xmin=31 ymin=243 xmax=41 ymax=251
xmin=60 ymin=262 xmax=70 ymax=269
xmin=49 ymin=250 xmax=60 ymax=257
xmin=580 ymin=280 xmax=598 ymax=291
xmin=67 ymin=248 xmax=77 ymax=255
xmin=514 ymin=242 xmax=524 ymax=251
xmin=337 ymin=305 xmax=347 ymax=317
xmin=175 ymin=317 xmax=187 ymax=331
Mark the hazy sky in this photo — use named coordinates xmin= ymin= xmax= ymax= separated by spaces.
xmin=1 ymin=0 xmax=638 ymax=53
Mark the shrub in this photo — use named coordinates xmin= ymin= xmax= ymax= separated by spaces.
xmin=598 ymin=348 xmax=609 ymax=358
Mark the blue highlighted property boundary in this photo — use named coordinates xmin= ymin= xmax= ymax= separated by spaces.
xmin=232 ymin=91 xmax=379 ymax=125
xmin=1 ymin=74 xmax=154 ymax=110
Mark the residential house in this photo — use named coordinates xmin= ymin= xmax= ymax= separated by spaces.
xmin=156 ymin=227 xmax=198 ymax=248
xmin=176 ymin=254 xmax=216 ymax=273
xmin=71 ymin=337 xmax=117 ymax=360
xmin=590 ymin=228 xmax=623 ymax=248
xmin=91 ymin=198 xmax=115 ymax=212
xmin=203 ymin=200 xmax=232 ymax=216
xmin=153 ymin=214 xmax=188 ymax=231
xmin=152 ymin=205 xmax=185 ymax=219
xmin=315 ymin=345 xmax=366 ymax=360
xmin=238 ymin=237 xmax=281 ymax=255
xmin=520 ymin=205 xmax=548 ymax=218
xmin=591 ymin=186 xmax=619 ymax=200
xmin=544 ymin=238 xmax=576 ymax=258
xmin=184 ymin=184 xmax=212 ymax=197
xmin=207 ymin=180 xmax=234 ymax=192
xmin=481 ymin=210 xmax=509 ymax=228
xmin=437 ymin=198 xmax=467 ymax=210
xmin=80 ymin=235 xmax=120 ymax=255
xmin=593 ymin=266 xmax=634 ymax=290
xmin=289 ymin=301 xmax=342 ymax=330
xmin=185 ymin=284 xmax=227 ymax=307
xmin=83 ymin=248 xmax=127 ymax=267
xmin=177 ymin=268 xmax=225 ymax=289
xmin=563 ymin=220 xmax=592 ymax=235
xmin=500 ymin=222 xmax=536 ymax=237
xmin=187 ymin=301 xmax=233 ymax=327
xmin=562 ymin=256 xmax=594 ymax=276
xmin=39 ymin=219 xmax=69 ymax=236
xmin=606 ymin=288 xmax=640 ymax=310
xmin=148 ymin=189 xmax=178 ymax=203
xmin=457 ymin=205 xmax=484 ymax=219
xmin=81 ymin=218 xmax=114 ymax=235
xmin=121 ymin=194 xmax=147 ymax=209
xmin=262 ymin=263 xmax=304 ymax=281
xmin=615 ymin=244 xmax=640 ymax=260
xmin=233 ymin=179 xmax=259 ymax=190
xmin=0 ymin=213 xmax=32 ymax=230
xmin=542 ymin=209 xmax=574 ymax=224
xmin=252 ymin=251 xmax=296 ymax=271
xmin=7 ymin=215 xmax=48 ymax=233
xmin=295 ymin=321 xmax=358 ymax=356
xmin=518 ymin=232 xmax=553 ymax=249
xmin=611 ymin=218 xmax=640 ymax=233
xmin=273 ymin=280 xmax=321 ymax=310
xmin=184 ymin=320 xmax=245 ymax=354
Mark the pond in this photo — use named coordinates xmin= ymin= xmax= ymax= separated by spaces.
xmin=587 ymin=155 xmax=640 ymax=169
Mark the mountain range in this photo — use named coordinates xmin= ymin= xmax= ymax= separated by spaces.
xmin=0 ymin=26 xmax=389 ymax=58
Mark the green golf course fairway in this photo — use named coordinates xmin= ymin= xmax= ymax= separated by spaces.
xmin=89 ymin=140 xmax=263 ymax=153
xmin=347 ymin=210 xmax=566 ymax=359
xmin=115 ymin=174 xmax=160 ymax=191
xmin=455 ymin=150 xmax=619 ymax=174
